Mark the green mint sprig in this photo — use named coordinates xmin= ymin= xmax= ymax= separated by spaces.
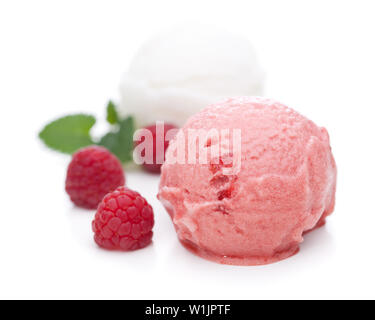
xmin=106 ymin=100 xmax=119 ymax=125
xmin=38 ymin=101 xmax=135 ymax=163
xmin=99 ymin=115 xmax=135 ymax=163
xmin=39 ymin=114 xmax=96 ymax=154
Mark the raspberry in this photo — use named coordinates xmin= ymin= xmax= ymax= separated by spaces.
xmin=134 ymin=123 xmax=178 ymax=173
xmin=65 ymin=146 xmax=125 ymax=209
xmin=92 ymin=186 xmax=154 ymax=251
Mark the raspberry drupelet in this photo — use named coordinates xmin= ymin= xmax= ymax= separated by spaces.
xmin=92 ymin=186 xmax=154 ymax=251
xmin=65 ymin=146 xmax=125 ymax=209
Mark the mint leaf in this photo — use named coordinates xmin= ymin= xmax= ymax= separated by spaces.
xmin=99 ymin=116 xmax=135 ymax=163
xmin=39 ymin=114 xmax=96 ymax=154
xmin=106 ymin=100 xmax=119 ymax=125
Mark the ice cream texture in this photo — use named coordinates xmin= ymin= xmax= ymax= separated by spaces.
xmin=119 ymin=24 xmax=264 ymax=127
xmin=158 ymin=97 xmax=337 ymax=265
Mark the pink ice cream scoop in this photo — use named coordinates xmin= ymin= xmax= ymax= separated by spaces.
xmin=158 ymin=97 xmax=336 ymax=266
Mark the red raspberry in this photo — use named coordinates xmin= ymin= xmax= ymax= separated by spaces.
xmin=134 ymin=123 xmax=178 ymax=173
xmin=65 ymin=146 xmax=125 ymax=209
xmin=92 ymin=187 xmax=154 ymax=251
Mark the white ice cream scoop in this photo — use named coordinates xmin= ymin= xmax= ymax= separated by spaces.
xmin=118 ymin=23 xmax=265 ymax=127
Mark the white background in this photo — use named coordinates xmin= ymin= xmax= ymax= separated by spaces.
xmin=1 ymin=0 xmax=374 ymax=300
